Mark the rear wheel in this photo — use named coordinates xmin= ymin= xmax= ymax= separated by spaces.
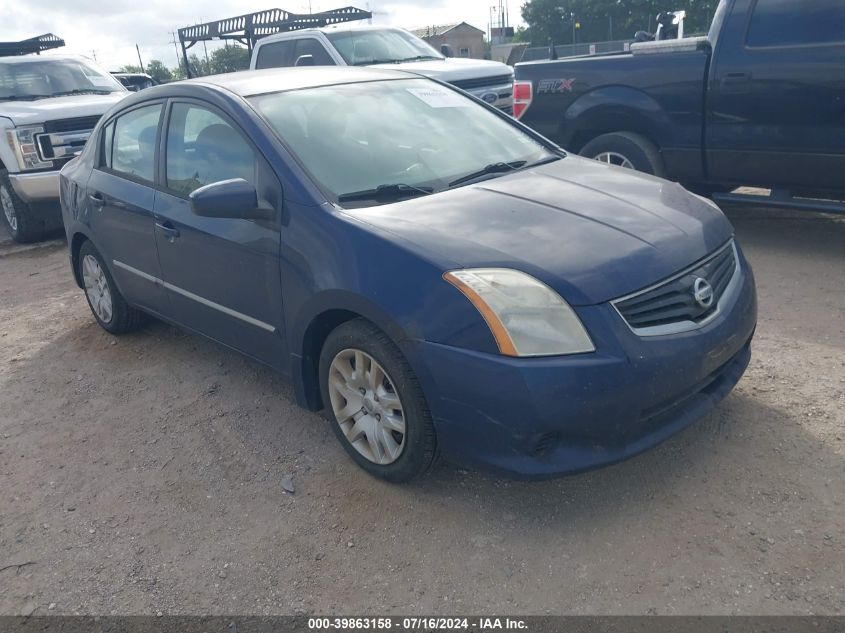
xmin=580 ymin=132 xmax=665 ymax=177
xmin=0 ymin=169 xmax=44 ymax=243
xmin=319 ymin=319 xmax=437 ymax=482
xmin=78 ymin=240 xmax=145 ymax=335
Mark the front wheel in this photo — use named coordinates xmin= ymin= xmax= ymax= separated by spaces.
xmin=0 ymin=169 xmax=44 ymax=243
xmin=580 ymin=132 xmax=665 ymax=177
xmin=319 ymin=319 xmax=437 ymax=482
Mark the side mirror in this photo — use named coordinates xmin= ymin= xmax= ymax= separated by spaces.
xmin=440 ymin=44 xmax=453 ymax=58
xmin=294 ymin=54 xmax=315 ymax=67
xmin=189 ymin=178 xmax=274 ymax=220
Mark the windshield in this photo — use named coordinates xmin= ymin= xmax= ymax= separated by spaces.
xmin=0 ymin=58 xmax=125 ymax=101
xmin=250 ymin=78 xmax=557 ymax=207
xmin=325 ymin=29 xmax=443 ymax=65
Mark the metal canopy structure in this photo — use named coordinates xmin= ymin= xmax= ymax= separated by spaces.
xmin=177 ymin=6 xmax=372 ymax=78
xmin=0 ymin=33 xmax=65 ymax=57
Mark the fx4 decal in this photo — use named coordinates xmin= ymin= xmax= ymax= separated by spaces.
xmin=537 ymin=78 xmax=575 ymax=94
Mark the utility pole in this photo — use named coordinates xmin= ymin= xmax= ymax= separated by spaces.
xmin=169 ymin=30 xmax=182 ymax=70
xmin=90 ymin=49 xmax=97 ymax=62
xmin=135 ymin=43 xmax=145 ymax=73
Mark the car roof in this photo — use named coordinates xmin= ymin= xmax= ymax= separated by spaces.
xmin=0 ymin=53 xmax=93 ymax=64
xmin=185 ymin=66 xmax=416 ymax=97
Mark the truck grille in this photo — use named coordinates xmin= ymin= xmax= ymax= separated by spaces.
xmin=44 ymin=115 xmax=102 ymax=133
xmin=613 ymin=241 xmax=738 ymax=335
xmin=450 ymin=74 xmax=513 ymax=91
xmin=36 ymin=116 xmax=102 ymax=165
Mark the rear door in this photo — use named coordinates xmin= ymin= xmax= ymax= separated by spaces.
xmin=706 ymin=0 xmax=845 ymax=192
xmin=86 ymin=101 xmax=169 ymax=315
xmin=152 ymin=99 xmax=286 ymax=368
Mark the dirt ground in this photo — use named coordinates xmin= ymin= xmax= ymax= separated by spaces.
xmin=0 ymin=206 xmax=843 ymax=617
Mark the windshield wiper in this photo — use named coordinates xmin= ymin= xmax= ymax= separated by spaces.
xmin=447 ymin=155 xmax=563 ymax=189
xmin=49 ymin=89 xmax=114 ymax=97
xmin=447 ymin=161 xmax=526 ymax=188
xmin=396 ymin=55 xmax=442 ymax=62
xmin=0 ymin=95 xmax=50 ymax=101
xmin=351 ymin=59 xmax=406 ymax=66
xmin=337 ymin=183 xmax=434 ymax=203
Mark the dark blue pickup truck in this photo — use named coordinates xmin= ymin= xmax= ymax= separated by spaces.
xmin=513 ymin=0 xmax=845 ymax=212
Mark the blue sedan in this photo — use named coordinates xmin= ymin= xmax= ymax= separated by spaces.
xmin=60 ymin=68 xmax=757 ymax=481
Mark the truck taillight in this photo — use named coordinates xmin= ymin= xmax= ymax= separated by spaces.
xmin=512 ymin=80 xmax=533 ymax=120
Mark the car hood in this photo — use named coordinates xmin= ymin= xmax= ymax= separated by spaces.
xmin=0 ymin=92 xmax=127 ymax=127
xmin=372 ymin=57 xmax=512 ymax=82
xmin=341 ymin=156 xmax=734 ymax=306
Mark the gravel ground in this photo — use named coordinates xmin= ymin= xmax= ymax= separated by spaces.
xmin=0 ymin=206 xmax=842 ymax=616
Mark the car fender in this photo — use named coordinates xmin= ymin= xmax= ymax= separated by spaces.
xmin=561 ymin=86 xmax=674 ymax=151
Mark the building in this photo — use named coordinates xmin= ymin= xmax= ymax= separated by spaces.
xmin=411 ymin=22 xmax=486 ymax=59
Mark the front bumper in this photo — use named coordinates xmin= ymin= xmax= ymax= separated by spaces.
xmin=9 ymin=170 xmax=59 ymax=202
xmin=406 ymin=251 xmax=757 ymax=479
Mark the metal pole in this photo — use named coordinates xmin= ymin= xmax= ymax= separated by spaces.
xmin=135 ymin=43 xmax=145 ymax=74
xmin=181 ymin=39 xmax=192 ymax=79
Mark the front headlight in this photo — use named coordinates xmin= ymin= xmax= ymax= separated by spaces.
xmin=5 ymin=126 xmax=52 ymax=171
xmin=444 ymin=268 xmax=595 ymax=357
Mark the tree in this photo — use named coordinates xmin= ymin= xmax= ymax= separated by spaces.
xmin=118 ymin=64 xmax=143 ymax=74
xmin=520 ymin=0 xmax=719 ymax=46
xmin=144 ymin=59 xmax=172 ymax=83
xmin=209 ymin=45 xmax=250 ymax=74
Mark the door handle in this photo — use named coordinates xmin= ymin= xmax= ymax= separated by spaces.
xmin=88 ymin=192 xmax=105 ymax=207
xmin=156 ymin=221 xmax=180 ymax=243
xmin=720 ymin=72 xmax=751 ymax=90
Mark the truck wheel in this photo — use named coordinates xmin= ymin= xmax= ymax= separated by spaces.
xmin=580 ymin=132 xmax=665 ymax=177
xmin=319 ymin=318 xmax=438 ymax=483
xmin=0 ymin=169 xmax=44 ymax=243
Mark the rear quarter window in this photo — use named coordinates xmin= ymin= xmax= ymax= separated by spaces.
xmin=255 ymin=40 xmax=295 ymax=68
xmin=747 ymin=0 xmax=845 ymax=47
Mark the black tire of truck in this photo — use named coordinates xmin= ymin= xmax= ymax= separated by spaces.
xmin=580 ymin=132 xmax=666 ymax=178
xmin=0 ymin=169 xmax=44 ymax=243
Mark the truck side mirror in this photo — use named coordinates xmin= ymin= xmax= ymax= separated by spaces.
xmin=294 ymin=54 xmax=315 ymax=67
xmin=440 ymin=45 xmax=453 ymax=58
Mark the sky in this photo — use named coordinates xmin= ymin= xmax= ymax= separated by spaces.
xmin=0 ymin=0 xmax=521 ymax=71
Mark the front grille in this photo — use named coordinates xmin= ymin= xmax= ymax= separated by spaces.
xmin=44 ymin=115 xmax=102 ymax=133
xmin=450 ymin=74 xmax=513 ymax=91
xmin=614 ymin=241 xmax=738 ymax=334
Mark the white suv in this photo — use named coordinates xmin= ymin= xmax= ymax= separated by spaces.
xmin=250 ymin=26 xmax=514 ymax=113
xmin=1 ymin=54 xmax=127 ymax=242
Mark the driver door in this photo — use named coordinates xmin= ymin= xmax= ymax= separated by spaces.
xmin=153 ymin=99 xmax=287 ymax=368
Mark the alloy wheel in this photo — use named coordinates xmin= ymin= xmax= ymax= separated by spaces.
xmin=1 ymin=185 xmax=17 ymax=232
xmin=594 ymin=152 xmax=635 ymax=169
xmin=81 ymin=254 xmax=114 ymax=324
xmin=327 ymin=348 xmax=406 ymax=465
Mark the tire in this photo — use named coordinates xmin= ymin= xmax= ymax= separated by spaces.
xmin=0 ymin=169 xmax=45 ymax=243
xmin=580 ymin=132 xmax=665 ymax=177
xmin=78 ymin=240 xmax=145 ymax=335
xmin=319 ymin=318 xmax=437 ymax=482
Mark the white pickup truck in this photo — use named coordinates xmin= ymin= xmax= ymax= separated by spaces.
xmin=250 ymin=26 xmax=515 ymax=113
xmin=1 ymin=54 xmax=126 ymax=242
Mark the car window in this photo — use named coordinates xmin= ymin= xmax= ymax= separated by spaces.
xmin=325 ymin=28 xmax=443 ymax=65
xmin=250 ymin=78 xmax=554 ymax=206
xmin=101 ymin=121 xmax=115 ymax=168
xmin=747 ymin=0 xmax=845 ymax=47
xmin=110 ymin=104 xmax=162 ymax=184
xmin=255 ymin=40 xmax=295 ymax=69
xmin=294 ymin=39 xmax=335 ymax=66
xmin=165 ymin=103 xmax=257 ymax=196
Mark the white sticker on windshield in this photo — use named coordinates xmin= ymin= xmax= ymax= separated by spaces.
xmin=406 ymin=87 xmax=471 ymax=108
